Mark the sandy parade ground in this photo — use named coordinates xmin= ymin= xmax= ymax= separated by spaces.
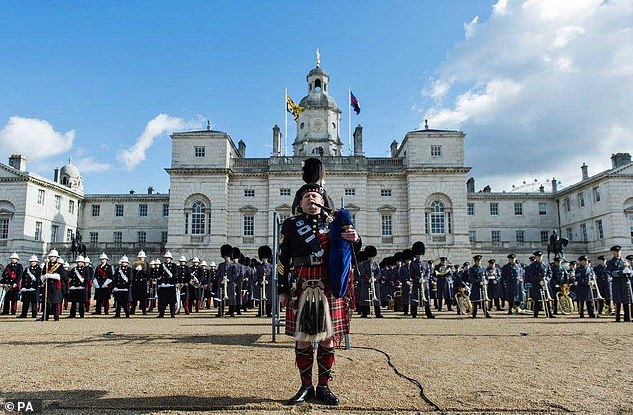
xmin=1 ymin=306 xmax=632 ymax=415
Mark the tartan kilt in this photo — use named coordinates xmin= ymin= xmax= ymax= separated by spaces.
xmin=285 ymin=263 xmax=351 ymax=340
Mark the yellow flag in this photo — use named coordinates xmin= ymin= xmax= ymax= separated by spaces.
xmin=286 ymin=95 xmax=305 ymax=121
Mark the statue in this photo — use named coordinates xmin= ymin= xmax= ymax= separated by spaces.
xmin=547 ymin=229 xmax=568 ymax=262
xmin=70 ymin=232 xmax=87 ymax=260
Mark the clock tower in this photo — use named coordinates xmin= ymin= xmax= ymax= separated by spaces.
xmin=292 ymin=50 xmax=343 ymax=157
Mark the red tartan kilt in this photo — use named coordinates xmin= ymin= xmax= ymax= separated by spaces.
xmin=285 ymin=264 xmax=350 ymax=339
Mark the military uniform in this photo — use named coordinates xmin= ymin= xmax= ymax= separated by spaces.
xmin=1 ymin=253 xmax=23 ymax=315
xmin=398 ymin=249 xmax=414 ymax=315
xmin=606 ymin=246 xmax=632 ymax=322
xmin=232 ymin=248 xmax=245 ymax=315
xmin=176 ymin=258 xmax=192 ymax=314
xmin=549 ymin=259 xmax=568 ymax=314
xmin=355 ymin=246 xmax=382 ymax=317
xmin=500 ymin=255 xmax=524 ymax=314
xmin=67 ymin=258 xmax=88 ymax=318
xmin=190 ymin=259 xmax=204 ymax=313
xmin=40 ymin=251 xmax=65 ymax=321
xmin=485 ymin=260 xmax=503 ymax=311
xmin=574 ymin=257 xmax=596 ymax=318
xmin=92 ymin=254 xmax=114 ymax=315
xmin=131 ymin=252 xmax=149 ymax=315
xmin=18 ymin=257 xmax=41 ymax=318
xmin=434 ymin=258 xmax=453 ymax=311
xmin=215 ymin=245 xmax=237 ymax=317
xmin=593 ymin=256 xmax=611 ymax=315
xmin=203 ymin=262 xmax=216 ymax=309
xmin=157 ymin=253 xmax=178 ymax=318
xmin=83 ymin=258 xmax=94 ymax=313
xmin=468 ymin=256 xmax=490 ymax=318
xmin=524 ymin=252 xmax=554 ymax=318
xmin=112 ymin=257 xmax=132 ymax=318
xmin=410 ymin=242 xmax=435 ymax=319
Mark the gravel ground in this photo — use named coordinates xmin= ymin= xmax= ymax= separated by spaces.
xmin=1 ymin=306 xmax=632 ymax=415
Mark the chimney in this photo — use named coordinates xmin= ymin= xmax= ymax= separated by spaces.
xmin=611 ymin=153 xmax=632 ymax=169
xmin=551 ymin=177 xmax=558 ymax=193
xmin=483 ymin=185 xmax=491 ymax=193
xmin=54 ymin=168 xmax=60 ymax=183
xmin=238 ymin=139 xmax=246 ymax=158
xmin=581 ymin=163 xmax=589 ymax=180
xmin=390 ymin=140 xmax=398 ymax=158
xmin=8 ymin=154 xmax=26 ymax=171
xmin=539 ymin=185 xmax=545 ymax=193
xmin=353 ymin=125 xmax=363 ymax=156
xmin=466 ymin=177 xmax=475 ymax=193
xmin=129 ymin=189 xmax=135 ymax=194
xmin=147 ymin=186 xmax=154 ymax=195
xmin=272 ymin=125 xmax=282 ymax=156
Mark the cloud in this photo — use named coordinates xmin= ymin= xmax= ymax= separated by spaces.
xmin=420 ymin=0 xmax=633 ymax=191
xmin=73 ymin=157 xmax=111 ymax=173
xmin=0 ymin=116 xmax=74 ymax=160
xmin=117 ymin=114 xmax=191 ymax=170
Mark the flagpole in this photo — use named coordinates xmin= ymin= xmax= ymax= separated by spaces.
xmin=348 ymin=88 xmax=352 ymax=156
xmin=284 ymin=87 xmax=288 ymax=157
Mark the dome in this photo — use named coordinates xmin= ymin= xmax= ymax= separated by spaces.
xmin=60 ymin=161 xmax=81 ymax=179
xmin=299 ymin=91 xmax=338 ymax=109
xmin=307 ymin=66 xmax=328 ymax=78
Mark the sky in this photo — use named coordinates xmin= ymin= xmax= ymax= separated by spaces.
xmin=1 ymin=0 xmax=632 ymax=194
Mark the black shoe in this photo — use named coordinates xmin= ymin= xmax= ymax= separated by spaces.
xmin=315 ymin=385 xmax=339 ymax=406
xmin=376 ymin=314 xmax=384 ymax=318
xmin=156 ymin=314 xmax=164 ymax=318
xmin=426 ymin=314 xmax=436 ymax=319
xmin=288 ymin=385 xmax=314 ymax=405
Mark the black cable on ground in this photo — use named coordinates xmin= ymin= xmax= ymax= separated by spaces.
xmin=352 ymin=345 xmax=446 ymax=415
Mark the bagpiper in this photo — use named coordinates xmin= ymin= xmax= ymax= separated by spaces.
xmin=131 ymin=251 xmax=149 ymax=315
xmin=40 ymin=250 xmax=65 ymax=321
xmin=410 ymin=242 xmax=435 ymax=319
xmin=1 ymin=252 xmax=23 ymax=315
xmin=606 ymin=245 xmax=632 ymax=322
xmin=157 ymin=251 xmax=178 ymax=318
xmin=67 ymin=256 xmax=88 ymax=318
xmin=17 ymin=255 xmax=40 ymax=318
xmin=92 ymin=253 xmax=113 ymax=315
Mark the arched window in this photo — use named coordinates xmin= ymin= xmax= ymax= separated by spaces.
xmin=430 ymin=200 xmax=445 ymax=234
xmin=191 ymin=201 xmax=206 ymax=235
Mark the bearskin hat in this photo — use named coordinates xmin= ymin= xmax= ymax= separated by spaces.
xmin=291 ymin=158 xmax=332 ymax=215
xmin=402 ymin=249 xmax=414 ymax=262
xmin=356 ymin=250 xmax=367 ymax=263
xmin=364 ymin=245 xmax=377 ymax=259
xmin=394 ymin=251 xmax=403 ymax=263
xmin=232 ymin=247 xmax=241 ymax=260
xmin=258 ymin=245 xmax=273 ymax=260
xmin=412 ymin=241 xmax=425 ymax=256
xmin=220 ymin=244 xmax=233 ymax=258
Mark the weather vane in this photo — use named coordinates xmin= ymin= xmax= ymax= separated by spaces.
xmin=316 ymin=48 xmax=321 ymax=68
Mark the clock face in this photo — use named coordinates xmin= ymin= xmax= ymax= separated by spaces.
xmin=309 ymin=117 xmax=326 ymax=133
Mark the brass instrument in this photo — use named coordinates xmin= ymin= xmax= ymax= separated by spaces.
xmin=455 ymin=285 xmax=472 ymax=314
xmin=556 ymin=283 xmax=574 ymax=314
xmin=479 ymin=272 xmax=490 ymax=317
xmin=538 ymin=278 xmax=553 ymax=318
xmin=191 ymin=273 xmax=201 ymax=289
xmin=0 ymin=283 xmax=10 ymax=310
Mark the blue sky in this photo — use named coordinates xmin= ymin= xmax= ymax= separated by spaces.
xmin=1 ymin=1 xmax=632 ymax=194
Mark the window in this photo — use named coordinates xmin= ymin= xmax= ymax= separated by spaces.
xmin=381 ymin=214 xmax=393 ymax=237
xmin=163 ymin=203 xmax=169 ymax=217
xmin=541 ymin=231 xmax=549 ymax=243
xmin=0 ymin=219 xmax=8 ymax=239
xmin=431 ymin=145 xmax=441 ymax=157
xmin=630 ymin=215 xmax=633 ymax=237
xmin=467 ymin=203 xmax=475 ymax=216
xmin=490 ymin=202 xmax=499 ymax=216
xmin=579 ymin=192 xmax=585 ymax=208
xmin=113 ymin=232 xmax=122 ymax=244
xmin=469 ymin=230 xmax=476 ymax=242
xmin=115 ymin=204 xmax=124 ymax=217
xmin=68 ymin=200 xmax=75 ymax=214
xmin=516 ymin=230 xmax=525 ymax=242
xmin=92 ymin=205 xmax=101 ymax=217
xmin=580 ymin=223 xmax=587 ymax=242
xmin=54 ymin=195 xmax=61 ymax=210
xmin=66 ymin=229 xmax=73 ymax=242
xmin=345 ymin=188 xmax=356 ymax=196
xmin=35 ymin=222 xmax=42 ymax=241
xmin=596 ymin=219 xmax=604 ymax=239
xmin=381 ymin=189 xmax=392 ymax=197
xmin=539 ymin=202 xmax=547 ymax=215
xmin=37 ymin=189 xmax=45 ymax=205
xmin=191 ymin=201 xmax=206 ymax=235
xmin=194 ymin=146 xmax=206 ymax=158
xmin=514 ymin=202 xmax=523 ymax=215
xmin=90 ymin=232 xmax=99 ymax=243
xmin=137 ymin=231 xmax=146 ymax=243
xmin=491 ymin=230 xmax=500 ymax=243
xmin=139 ymin=204 xmax=148 ymax=217
xmin=430 ymin=200 xmax=445 ymax=234
xmin=566 ymin=227 xmax=573 ymax=241
xmin=593 ymin=186 xmax=601 ymax=203
xmin=244 ymin=189 xmax=255 ymax=197
xmin=51 ymin=225 xmax=59 ymax=243
xmin=161 ymin=231 xmax=168 ymax=243
xmin=243 ymin=214 xmax=254 ymax=236
xmin=564 ymin=198 xmax=570 ymax=212
xmin=280 ymin=188 xmax=291 ymax=196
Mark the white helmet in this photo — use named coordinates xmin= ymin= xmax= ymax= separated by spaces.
xmin=178 ymin=255 xmax=187 ymax=262
xmin=192 ymin=257 xmax=200 ymax=263
xmin=84 ymin=257 xmax=91 ymax=264
xmin=200 ymin=260 xmax=208 ymax=267
xmin=151 ymin=259 xmax=159 ymax=265
xmin=48 ymin=249 xmax=59 ymax=258
xmin=99 ymin=252 xmax=109 ymax=260
xmin=137 ymin=250 xmax=146 ymax=258
xmin=75 ymin=255 xmax=85 ymax=263
xmin=9 ymin=252 xmax=19 ymax=260
xmin=163 ymin=251 xmax=173 ymax=259
xmin=120 ymin=255 xmax=129 ymax=264
xmin=28 ymin=255 xmax=39 ymax=263
xmin=209 ymin=261 xmax=217 ymax=268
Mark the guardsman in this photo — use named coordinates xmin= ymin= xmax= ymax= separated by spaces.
xmin=469 ymin=255 xmax=490 ymax=318
xmin=255 ymin=245 xmax=273 ymax=317
xmin=67 ymin=256 xmax=88 ymax=318
xmin=84 ymin=257 xmax=94 ymax=313
xmin=594 ymin=255 xmax=612 ymax=315
xmin=176 ymin=255 xmax=192 ymax=314
xmin=241 ymin=256 xmax=253 ymax=313
xmin=399 ymin=249 xmax=414 ymax=316
xmin=410 ymin=241 xmax=435 ymax=319
xmin=216 ymin=245 xmax=235 ymax=317
xmin=232 ymin=247 xmax=244 ymax=315
xmin=1 ymin=252 xmax=23 ymax=315
xmin=549 ymin=257 xmax=568 ymax=315
xmin=501 ymin=254 xmax=524 ymax=314
xmin=18 ymin=255 xmax=40 ymax=318
xmin=485 ymin=259 xmax=503 ymax=311
xmin=190 ymin=257 xmax=204 ymax=313
xmin=157 ymin=251 xmax=178 ymax=318
xmin=606 ymin=245 xmax=632 ymax=322
xmin=131 ymin=251 xmax=149 ymax=315
xmin=356 ymin=246 xmax=383 ymax=318
xmin=434 ymin=257 xmax=453 ymax=312
xmin=525 ymin=251 xmax=554 ymax=318
xmin=112 ymin=256 xmax=132 ymax=318
xmin=92 ymin=253 xmax=113 ymax=315
xmin=148 ymin=259 xmax=161 ymax=312
xmin=203 ymin=261 xmax=216 ymax=310
xmin=40 ymin=249 xmax=64 ymax=321
xmin=574 ymin=255 xmax=596 ymax=318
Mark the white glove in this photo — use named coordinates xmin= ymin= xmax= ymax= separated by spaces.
xmin=135 ymin=265 xmax=142 ymax=271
